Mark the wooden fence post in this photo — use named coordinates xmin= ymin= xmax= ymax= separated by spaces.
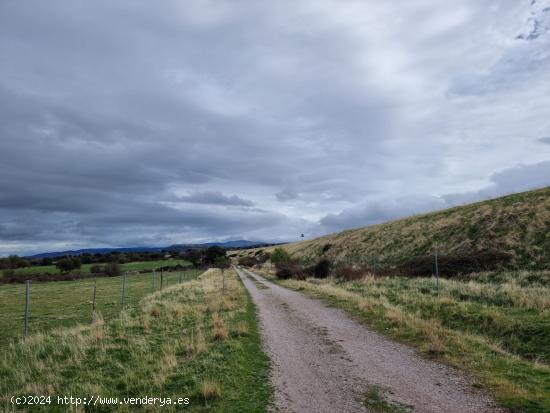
xmin=434 ymin=247 xmax=439 ymax=291
xmin=121 ymin=272 xmax=127 ymax=307
xmin=23 ymin=280 xmax=30 ymax=342
xmin=92 ymin=280 xmax=97 ymax=320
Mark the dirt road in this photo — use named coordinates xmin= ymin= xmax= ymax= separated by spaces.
xmin=236 ymin=266 xmax=501 ymax=413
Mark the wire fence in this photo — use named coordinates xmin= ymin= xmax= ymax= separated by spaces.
xmin=0 ymin=269 xmax=202 ymax=348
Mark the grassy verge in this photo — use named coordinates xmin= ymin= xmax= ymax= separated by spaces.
xmin=264 ymin=270 xmax=549 ymax=413
xmin=0 ymin=268 xmax=271 ymax=412
xmin=0 ymin=269 xmax=202 ymax=350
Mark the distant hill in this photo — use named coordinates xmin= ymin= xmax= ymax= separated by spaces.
xmin=28 ymin=240 xmax=270 ymax=259
xmin=237 ymin=187 xmax=550 ymax=270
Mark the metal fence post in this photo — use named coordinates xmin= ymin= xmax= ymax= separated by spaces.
xmin=152 ymin=269 xmax=156 ymax=291
xmin=121 ymin=272 xmax=127 ymax=307
xmin=435 ymin=248 xmax=439 ymax=291
xmin=160 ymin=269 xmax=164 ymax=290
xmin=23 ymin=280 xmax=30 ymax=342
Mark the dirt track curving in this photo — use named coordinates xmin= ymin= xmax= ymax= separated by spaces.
xmin=236 ymin=267 xmax=503 ymax=413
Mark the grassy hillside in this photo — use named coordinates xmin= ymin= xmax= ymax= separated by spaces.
xmin=0 ymin=269 xmax=271 ymax=412
xmin=238 ymin=187 xmax=550 ymax=271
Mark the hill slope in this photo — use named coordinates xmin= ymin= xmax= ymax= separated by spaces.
xmin=241 ymin=187 xmax=550 ymax=270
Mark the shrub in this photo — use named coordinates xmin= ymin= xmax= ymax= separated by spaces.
xmin=332 ymin=264 xmax=365 ymax=281
xmin=275 ymin=260 xmax=306 ymax=280
xmin=387 ymin=251 xmax=513 ymax=278
xmin=321 ymin=244 xmax=332 ymax=253
xmin=56 ymin=257 xmax=81 ymax=273
xmin=90 ymin=265 xmax=103 ymax=274
xmin=309 ymin=259 xmax=332 ymax=278
xmin=271 ymin=247 xmax=291 ymax=264
xmin=238 ymin=256 xmax=257 ymax=267
xmin=104 ymin=262 xmax=121 ymax=277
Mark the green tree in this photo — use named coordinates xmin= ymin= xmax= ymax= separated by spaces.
xmin=203 ymin=246 xmax=226 ymax=265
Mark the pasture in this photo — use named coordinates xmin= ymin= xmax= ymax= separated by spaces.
xmin=10 ymin=258 xmax=190 ymax=276
xmin=0 ymin=268 xmax=201 ymax=349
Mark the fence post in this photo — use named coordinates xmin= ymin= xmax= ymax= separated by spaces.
xmin=23 ymin=280 xmax=30 ymax=342
xmin=160 ymin=269 xmax=164 ymax=290
xmin=92 ymin=280 xmax=97 ymax=320
xmin=434 ymin=247 xmax=439 ymax=291
xmin=152 ymin=269 xmax=156 ymax=291
xmin=222 ymin=269 xmax=225 ymax=295
xmin=121 ymin=272 xmax=127 ymax=307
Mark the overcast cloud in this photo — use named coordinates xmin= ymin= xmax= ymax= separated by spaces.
xmin=1 ymin=0 xmax=549 ymax=256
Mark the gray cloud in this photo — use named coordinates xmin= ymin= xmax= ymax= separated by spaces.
xmin=175 ymin=191 xmax=255 ymax=207
xmin=0 ymin=0 xmax=549 ymax=255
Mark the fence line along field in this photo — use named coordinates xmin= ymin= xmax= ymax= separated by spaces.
xmin=9 ymin=258 xmax=190 ymax=276
xmin=0 ymin=268 xmax=202 ymax=349
xmin=0 ymin=269 xmax=271 ymax=412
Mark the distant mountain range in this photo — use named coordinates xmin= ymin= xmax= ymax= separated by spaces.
xmin=28 ymin=240 xmax=274 ymax=259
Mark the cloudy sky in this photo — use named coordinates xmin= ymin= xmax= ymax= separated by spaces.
xmin=1 ymin=0 xmax=549 ymax=256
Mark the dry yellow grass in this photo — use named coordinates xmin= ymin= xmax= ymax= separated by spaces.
xmin=200 ymin=379 xmax=221 ymax=400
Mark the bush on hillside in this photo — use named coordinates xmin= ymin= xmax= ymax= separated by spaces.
xmin=383 ymin=250 xmax=513 ymax=278
xmin=275 ymin=260 xmax=306 ymax=280
xmin=309 ymin=259 xmax=332 ymax=278
xmin=238 ymin=256 xmax=257 ymax=267
xmin=270 ymin=248 xmax=291 ymax=264
xmin=332 ymin=263 xmax=366 ymax=281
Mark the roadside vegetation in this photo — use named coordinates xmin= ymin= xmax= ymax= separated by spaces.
xmin=250 ymin=257 xmax=550 ymax=412
xmin=0 ymin=269 xmax=271 ymax=412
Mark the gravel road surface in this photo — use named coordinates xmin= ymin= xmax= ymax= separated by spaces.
xmin=236 ymin=266 xmax=502 ymax=413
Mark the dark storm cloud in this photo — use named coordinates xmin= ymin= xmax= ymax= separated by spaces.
xmin=0 ymin=0 xmax=549 ymax=255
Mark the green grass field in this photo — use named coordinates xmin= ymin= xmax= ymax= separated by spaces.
xmin=0 ymin=269 xmax=271 ymax=412
xmin=265 ymin=269 xmax=550 ymax=413
xmin=10 ymin=259 xmax=190 ymax=276
xmin=0 ymin=268 xmax=201 ymax=350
